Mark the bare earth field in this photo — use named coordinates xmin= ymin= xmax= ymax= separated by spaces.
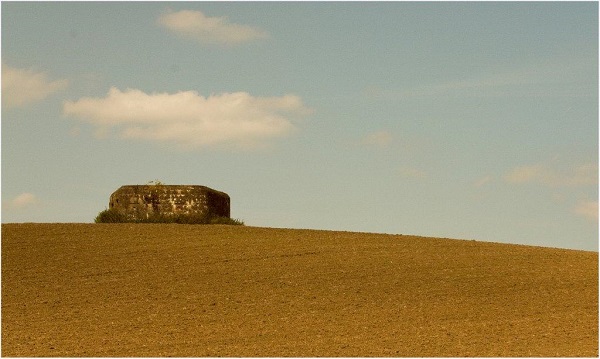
xmin=1 ymin=223 xmax=597 ymax=357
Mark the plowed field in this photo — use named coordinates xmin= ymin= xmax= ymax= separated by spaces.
xmin=2 ymin=223 xmax=597 ymax=356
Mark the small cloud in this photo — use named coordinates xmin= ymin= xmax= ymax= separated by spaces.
xmin=504 ymin=162 xmax=597 ymax=187
xmin=361 ymin=130 xmax=393 ymax=148
xmin=157 ymin=9 xmax=268 ymax=45
xmin=551 ymin=192 xmax=567 ymax=203
xmin=368 ymin=55 xmax=595 ymax=101
xmin=63 ymin=87 xmax=309 ymax=150
xmin=363 ymin=85 xmax=386 ymax=99
xmin=69 ymin=126 xmax=81 ymax=137
xmin=398 ymin=166 xmax=427 ymax=180
xmin=573 ymin=200 xmax=598 ymax=221
xmin=504 ymin=164 xmax=544 ymax=184
xmin=474 ymin=175 xmax=493 ymax=188
xmin=8 ymin=193 xmax=37 ymax=208
xmin=2 ymin=64 xmax=68 ymax=109
xmin=571 ymin=163 xmax=599 ymax=186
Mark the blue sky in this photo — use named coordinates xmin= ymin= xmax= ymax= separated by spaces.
xmin=2 ymin=2 xmax=598 ymax=251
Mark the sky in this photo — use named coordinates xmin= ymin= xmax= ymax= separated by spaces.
xmin=1 ymin=2 xmax=598 ymax=251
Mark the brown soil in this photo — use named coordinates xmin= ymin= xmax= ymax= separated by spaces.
xmin=2 ymin=223 xmax=597 ymax=357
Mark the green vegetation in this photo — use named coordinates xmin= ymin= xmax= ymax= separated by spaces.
xmin=94 ymin=208 xmax=128 ymax=223
xmin=94 ymin=208 xmax=244 ymax=225
xmin=146 ymin=180 xmax=165 ymax=186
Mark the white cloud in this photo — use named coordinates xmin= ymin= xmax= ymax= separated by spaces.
xmin=367 ymin=55 xmax=595 ymax=100
xmin=2 ymin=64 xmax=68 ymax=109
xmin=504 ymin=164 xmax=544 ymax=184
xmin=504 ymin=163 xmax=597 ymax=187
xmin=574 ymin=200 xmax=598 ymax=221
xmin=474 ymin=175 xmax=494 ymax=188
xmin=69 ymin=126 xmax=81 ymax=137
xmin=157 ymin=9 xmax=268 ymax=45
xmin=398 ymin=166 xmax=427 ymax=180
xmin=8 ymin=193 xmax=37 ymax=208
xmin=366 ymin=72 xmax=530 ymax=100
xmin=405 ymin=72 xmax=531 ymax=98
xmin=361 ymin=130 xmax=393 ymax=147
xmin=63 ymin=87 xmax=309 ymax=150
xmin=504 ymin=162 xmax=598 ymax=221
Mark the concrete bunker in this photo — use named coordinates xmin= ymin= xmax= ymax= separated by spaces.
xmin=109 ymin=185 xmax=230 ymax=221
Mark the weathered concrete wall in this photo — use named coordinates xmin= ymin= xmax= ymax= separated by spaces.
xmin=109 ymin=185 xmax=230 ymax=221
